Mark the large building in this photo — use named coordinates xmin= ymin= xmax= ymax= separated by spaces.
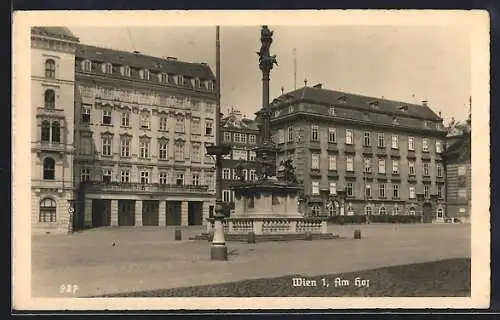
xmin=31 ymin=27 xmax=80 ymax=234
xmin=31 ymin=27 xmax=219 ymax=233
xmin=443 ymin=115 xmax=471 ymax=222
xmin=268 ymin=83 xmax=448 ymax=222
xmin=219 ymin=108 xmax=260 ymax=212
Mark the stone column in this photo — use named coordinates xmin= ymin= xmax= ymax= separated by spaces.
xmin=181 ymin=201 xmax=189 ymax=226
xmin=158 ymin=200 xmax=166 ymax=227
xmin=135 ymin=200 xmax=143 ymax=226
xmin=110 ymin=200 xmax=118 ymax=227
xmin=84 ymin=198 xmax=92 ymax=227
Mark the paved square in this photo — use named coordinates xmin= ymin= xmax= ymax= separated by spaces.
xmin=31 ymin=223 xmax=470 ymax=297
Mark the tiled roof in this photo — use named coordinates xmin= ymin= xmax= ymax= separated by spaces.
xmin=272 ymin=85 xmax=441 ymax=121
xmin=75 ymin=44 xmax=215 ymax=80
xmin=31 ymin=27 xmax=80 ymax=42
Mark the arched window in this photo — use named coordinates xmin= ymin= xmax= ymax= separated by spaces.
xmin=437 ymin=208 xmax=444 ymax=218
xmin=51 ymin=121 xmax=60 ymax=143
xmin=45 ymin=59 xmax=56 ymax=78
xmin=328 ymin=203 xmax=336 ymax=216
xmin=408 ymin=207 xmax=416 ymax=215
xmin=44 ymin=89 xmax=55 ymax=109
xmin=39 ymin=198 xmax=56 ymax=222
xmin=43 ymin=157 xmax=55 ymax=180
xmin=365 ymin=206 xmax=372 ymax=216
xmin=311 ymin=205 xmax=320 ymax=216
xmin=41 ymin=120 xmax=50 ymax=141
xmin=379 ymin=206 xmax=387 ymax=215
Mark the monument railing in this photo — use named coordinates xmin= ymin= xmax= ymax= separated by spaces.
xmin=205 ymin=217 xmax=328 ymax=235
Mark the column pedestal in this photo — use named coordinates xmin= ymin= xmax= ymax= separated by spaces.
xmin=159 ymin=200 xmax=166 ymax=226
xmin=135 ymin=200 xmax=143 ymax=226
xmin=111 ymin=200 xmax=118 ymax=227
xmin=181 ymin=201 xmax=189 ymax=226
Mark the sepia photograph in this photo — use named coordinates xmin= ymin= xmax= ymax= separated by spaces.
xmin=12 ymin=10 xmax=490 ymax=310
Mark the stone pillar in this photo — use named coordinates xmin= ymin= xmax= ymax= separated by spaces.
xmin=321 ymin=220 xmax=328 ymax=234
xmin=181 ymin=201 xmax=189 ymax=226
xmin=110 ymin=200 xmax=118 ymax=227
xmin=158 ymin=200 xmax=166 ymax=227
xmin=253 ymin=220 xmax=263 ymax=235
xmin=84 ymin=198 xmax=92 ymax=227
xmin=135 ymin=200 xmax=143 ymax=226
xmin=290 ymin=220 xmax=297 ymax=233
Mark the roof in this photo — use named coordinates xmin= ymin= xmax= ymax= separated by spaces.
xmin=221 ymin=111 xmax=259 ymax=131
xmin=446 ymin=120 xmax=471 ymax=137
xmin=75 ymin=44 xmax=215 ymax=80
xmin=271 ymin=85 xmax=441 ymax=121
xmin=31 ymin=27 xmax=80 ymax=42
xmin=443 ymin=132 xmax=470 ymax=161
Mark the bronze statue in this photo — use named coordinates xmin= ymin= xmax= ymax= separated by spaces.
xmin=257 ymin=25 xmax=278 ymax=71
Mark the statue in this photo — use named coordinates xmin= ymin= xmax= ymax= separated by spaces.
xmin=256 ymin=25 xmax=278 ymax=71
xmin=279 ymin=159 xmax=298 ymax=184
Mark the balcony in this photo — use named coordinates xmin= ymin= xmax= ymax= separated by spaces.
xmin=36 ymin=107 xmax=65 ymax=119
xmin=32 ymin=141 xmax=66 ymax=153
xmin=408 ymin=174 xmax=417 ymax=182
xmin=362 ymin=146 xmax=373 ymax=156
xmin=81 ymin=181 xmax=210 ymax=195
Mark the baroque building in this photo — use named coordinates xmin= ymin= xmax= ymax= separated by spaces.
xmin=219 ymin=108 xmax=260 ymax=212
xmin=31 ymin=27 xmax=80 ymax=234
xmin=268 ymin=84 xmax=448 ymax=222
xmin=73 ymin=44 xmax=218 ymax=229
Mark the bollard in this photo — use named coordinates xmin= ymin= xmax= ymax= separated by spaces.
xmin=247 ymin=231 xmax=256 ymax=244
xmin=175 ymin=229 xmax=182 ymax=241
xmin=354 ymin=229 xmax=361 ymax=239
xmin=304 ymin=231 xmax=313 ymax=241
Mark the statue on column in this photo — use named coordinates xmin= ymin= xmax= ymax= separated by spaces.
xmin=256 ymin=25 xmax=278 ymax=71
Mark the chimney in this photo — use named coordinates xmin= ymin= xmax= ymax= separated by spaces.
xmin=422 ymin=100 xmax=428 ymax=106
xmin=133 ymin=50 xmax=140 ymax=54
xmin=304 ymin=79 xmax=308 ymax=87
xmin=166 ymin=56 xmax=178 ymax=61
xmin=313 ymin=83 xmax=322 ymax=89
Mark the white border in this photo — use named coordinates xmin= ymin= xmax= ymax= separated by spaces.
xmin=12 ymin=10 xmax=491 ymax=310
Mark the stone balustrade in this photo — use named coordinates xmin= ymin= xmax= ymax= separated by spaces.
xmin=204 ymin=217 xmax=328 ymax=235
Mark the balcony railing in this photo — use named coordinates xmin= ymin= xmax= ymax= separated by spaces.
xmin=32 ymin=141 xmax=66 ymax=153
xmin=36 ymin=107 xmax=65 ymax=118
xmin=81 ymin=181 xmax=210 ymax=194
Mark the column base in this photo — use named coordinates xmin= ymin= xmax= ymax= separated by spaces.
xmin=210 ymin=245 xmax=228 ymax=261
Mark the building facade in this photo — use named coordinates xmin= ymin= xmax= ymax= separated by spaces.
xmin=31 ymin=27 xmax=80 ymax=234
xmin=443 ymin=117 xmax=471 ymax=222
xmin=268 ymin=84 xmax=448 ymax=222
xmin=219 ymin=108 xmax=260 ymax=212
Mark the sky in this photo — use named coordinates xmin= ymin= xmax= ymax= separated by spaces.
xmin=69 ymin=25 xmax=472 ymax=124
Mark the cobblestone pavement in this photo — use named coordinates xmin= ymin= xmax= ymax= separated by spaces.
xmin=31 ymin=224 xmax=470 ymax=297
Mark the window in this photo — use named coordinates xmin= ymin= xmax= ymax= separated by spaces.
xmin=378 ymin=159 xmax=386 ymax=174
xmin=379 ymin=207 xmax=387 ymax=215
xmin=328 ymin=155 xmax=337 ymax=170
xmin=436 ymin=141 xmax=443 ymax=153
xmin=101 ymin=136 xmax=112 ymax=156
xmin=377 ymin=133 xmax=384 ymax=147
xmin=205 ymin=173 xmax=214 ymax=189
xmin=44 ymin=89 xmax=55 ymax=109
xmin=311 ymin=205 xmax=321 ymax=216
xmin=249 ymin=151 xmax=257 ymax=161
xmin=328 ymin=106 xmax=335 ymax=115
xmin=392 ymin=160 xmax=399 ymax=174
xmin=41 ymin=120 xmax=50 ymax=141
xmin=121 ymin=169 xmax=130 ymax=183
xmin=249 ymin=169 xmax=256 ymax=181
xmin=50 ymin=121 xmax=60 ymax=143
xmin=379 ymin=183 xmax=386 ymax=198
xmin=205 ymin=119 xmax=213 ymax=136
xmin=139 ymin=140 xmax=150 ymax=159
xmin=158 ymin=116 xmax=168 ymax=131
xmin=176 ymin=116 xmax=185 ymax=132
xmin=311 ymin=181 xmax=320 ymax=195
xmin=329 ymin=182 xmax=337 ymax=195
xmin=208 ymin=80 xmax=214 ymax=91
xmin=104 ymin=63 xmax=112 ymax=74
xmin=458 ymin=165 xmax=466 ymax=176
xmin=45 ymin=59 xmax=55 ymax=78
xmin=345 ymin=129 xmax=353 ymax=145
xmin=408 ymin=207 xmax=416 ymax=215
xmin=189 ymin=173 xmax=200 ymax=186
xmin=234 ymin=133 xmax=241 ymax=143
xmin=83 ymin=60 xmax=91 ymax=72
xmin=158 ymin=172 xmax=168 ymax=184
xmin=222 ymin=190 xmax=232 ymax=203
xmin=391 ymin=135 xmax=399 ymax=149
xmin=81 ymin=104 xmax=91 ymax=123
xmin=140 ymin=112 xmax=150 ymax=129
xmin=436 ymin=163 xmax=443 ymax=177
xmin=123 ymin=65 xmax=131 ymax=77
xmin=121 ymin=111 xmax=130 ymax=127
xmin=233 ymin=149 xmax=248 ymax=161
xmin=347 ymin=183 xmax=354 ymax=197
xmin=120 ymin=138 xmax=130 ymax=157
xmin=222 ymin=168 xmax=231 ymax=180
xmin=365 ymin=184 xmax=371 ymax=198
xmin=143 ymin=69 xmax=150 ymax=80
xmin=224 ymin=132 xmax=231 ymax=141
xmin=39 ymin=198 xmax=56 ymax=222
xmin=408 ymin=137 xmax=415 ymax=151
xmin=437 ymin=184 xmax=444 ymax=199
xmin=458 ymin=188 xmax=467 ymax=199
xmin=311 ymin=154 xmax=320 ymax=169
xmin=102 ymin=169 xmax=112 ymax=182
xmin=175 ymin=143 xmax=184 ymax=161
xmin=249 ymin=135 xmax=256 ymax=144
xmin=159 ymin=141 xmax=168 ymax=160
xmin=393 ymin=206 xmax=400 ymax=216
xmin=80 ymin=168 xmax=90 ymax=182
xmin=43 ymin=157 xmax=55 ymax=180
xmin=311 ymin=125 xmax=319 ymax=141
xmin=409 ymin=186 xmax=416 ymax=199
xmin=328 ymin=127 xmax=336 ymax=143
xmin=409 ymin=161 xmax=416 ymax=175
xmin=437 ymin=208 xmax=444 ymax=218
xmin=365 ymin=206 xmax=372 ymax=216
xmin=393 ymin=184 xmax=400 ymax=199
xmin=240 ymin=134 xmax=247 ymax=144
xmin=422 ymin=139 xmax=429 ymax=152
xmin=346 ymin=156 xmax=354 ymax=171
xmin=176 ymin=173 xmax=184 ymax=186
xmin=191 ymin=144 xmax=201 ymax=162
xmin=288 ymin=126 xmax=294 ymax=142
xmin=423 ymin=163 xmax=430 ymax=176
xmin=364 ymin=158 xmax=371 ymax=173
xmin=102 ymin=109 xmax=112 ymax=125
xmin=140 ymin=171 xmax=150 ymax=184
xmin=424 ymin=185 xmax=430 ymax=199
xmin=363 ymin=132 xmax=371 ymax=146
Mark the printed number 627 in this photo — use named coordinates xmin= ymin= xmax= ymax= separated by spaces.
xmin=60 ymin=284 xmax=79 ymax=294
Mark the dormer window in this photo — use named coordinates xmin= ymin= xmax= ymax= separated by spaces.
xmin=103 ymin=62 xmax=112 ymax=74
xmin=143 ymin=69 xmax=150 ymax=80
xmin=337 ymin=96 xmax=348 ymax=104
xmin=369 ymin=101 xmax=379 ymax=109
xmin=328 ymin=106 xmax=335 ymax=115
xmin=207 ymin=80 xmax=214 ymax=91
xmin=288 ymin=105 xmax=294 ymax=113
xmin=178 ymin=75 xmax=184 ymax=86
xmin=399 ymin=105 xmax=408 ymax=112
xmin=194 ymin=78 xmax=200 ymax=88
xmin=140 ymin=110 xmax=150 ymax=129
xmin=160 ymin=73 xmax=168 ymax=84
xmin=82 ymin=60 xmax=92 ymax=72
xmin=123 ymin=65 xmax=131 ymax=77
